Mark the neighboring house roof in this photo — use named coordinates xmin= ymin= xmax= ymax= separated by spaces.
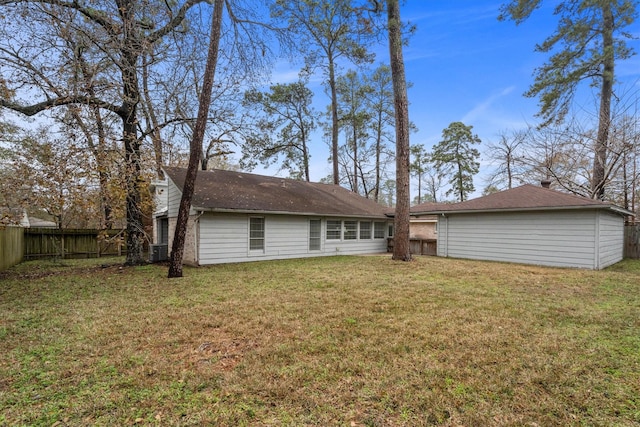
xmin=27 ymin=216 xmax=57 ymax=228
xmin=163 ymin=167 xmax=390 ymax=218
xmin=411 ymin=184 xmax=634 ymax=216
xmin=410 ymin=202 xmax=443 ymax=215
xmin=0 ymin=208 xmax=57 ymax=227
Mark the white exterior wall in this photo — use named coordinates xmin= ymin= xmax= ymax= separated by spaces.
xmin=198 ymin=213 xmax=389 ymax=265
xmin=436 ymin=210 xmax=624 ymax=269
xmin=596 ymin=211 xmax=625 ymax=269
xmin=167 ymin=178 xmax=181 ymax=217
xmin=166 ymin=178 xmax=197 ymax=217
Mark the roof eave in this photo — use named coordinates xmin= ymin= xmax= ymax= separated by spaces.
xmin=417 ymin=205 xmax=634 ymax=216
xmin=192 ymin=206 xmax=389 ymax=219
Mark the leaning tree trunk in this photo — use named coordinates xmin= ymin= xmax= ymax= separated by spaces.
xmin=387 ymin=0 xmax=411 ymax=261
xmin=168 ymin=0 xmax=224 ymax=278
xmin=592 ymin=3 xmax=614 ymax=201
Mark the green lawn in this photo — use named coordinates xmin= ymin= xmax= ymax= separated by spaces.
xmin=1 ymin=255 xmax=639 ymax=426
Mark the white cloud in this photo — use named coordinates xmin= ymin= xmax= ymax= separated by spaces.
xmin=461 ymin=86 xmax=516 ymax=123
xmin=269 ymin=62 xmax=302 ymax=84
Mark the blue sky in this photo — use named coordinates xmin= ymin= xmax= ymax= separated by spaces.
xmin=257 ymin=1 xmax=640 ymax=200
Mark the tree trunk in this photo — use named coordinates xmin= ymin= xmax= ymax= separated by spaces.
xmin=69 ymin=104 xmax=114 ymax=229
xmin=374 ymin=114 xmax=382 ymax=203
xmin=387 ymin=0 xmax=411 ymax=262
xmin=302 ymin=128 xmax=310 ymax=182
xmin=113 ymin=0 xmax=146 ymax=266
xmin=121 ymin=47 xmax=146 ymax=265
xmin=417 ymin=168 xmax=422 ymax=204
xmin=142 ymin=53 xmax=165 ymax=181
xmin=506 ymin=149 xmax=513 ymax=189
xmin=93 ymin=109 xmax=114 ymax=229
xmin=168 ymin=0 xmax=224 ymax=278
xmin=457 ymin=163 xmax=464 ymax=202
xmin=592 ymin=3 xmax=614 ymax=200
xmin=352 ymin=123 xmax=358 ymax=194
xmin=73 ymin=53 xmax=115 ymax=229
xmin=329 ymin=56 xmax=340 ymax=184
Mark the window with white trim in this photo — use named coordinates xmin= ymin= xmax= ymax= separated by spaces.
xmin=309 ymin=219 xmax=321 ymax=250
xmin=344 ymin=221 xmax=357 ymax=240
xmin=249 ymin=217 xmax=265 ymax=251
xmin=359 ymin=221 xmax=372 ymax=239
xmin=374 ymin=222 xmax=386 ymax=239
xmin=326 ymin=220 xmax=341 ymax=240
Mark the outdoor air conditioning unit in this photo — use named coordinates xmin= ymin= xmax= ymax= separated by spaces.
xmin=149 ymin=244 xmax=168 ymax=262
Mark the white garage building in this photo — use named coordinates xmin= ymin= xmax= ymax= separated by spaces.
xmin=411 ymin=184 xmax=633 ymax=270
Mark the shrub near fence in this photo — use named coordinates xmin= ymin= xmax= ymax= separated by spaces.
xmin=24 ymin=228 xmax=126 ymax=260
xmin=0 ymin=226 xmax=24 ymax=271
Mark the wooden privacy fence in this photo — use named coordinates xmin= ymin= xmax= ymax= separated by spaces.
xmin=387 ymin=238 xmax=437 ymax=256
xmin=23 ymin=228 xmax=127 ymax=260
xmin=0 ymin=226 xmax=24 ymax=271
xmin=624 ymin=225 xmax=640 ymax=259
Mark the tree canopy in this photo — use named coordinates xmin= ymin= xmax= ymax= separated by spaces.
xmin=242 ymin=81 xmax=317 ymax=181
xmin=499 ymin=0 xmax=637 ymax=200
xmin=432 ymin=121 xmax=481 ymax=202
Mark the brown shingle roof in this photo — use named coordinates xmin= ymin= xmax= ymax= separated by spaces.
xmin=410 ymin=201 xmax=444 ymax=213
xmin=411 ymin=184 xmax=632 ymax=216
xmin=164 ymin=167 xmax=390 ymax=218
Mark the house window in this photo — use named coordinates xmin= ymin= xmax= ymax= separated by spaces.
xmin=374 ymin=222 xmax=386 ymax=239
xmin=344 ymin=221 xmax=357 ymax=240
xmin=249 ymin=217 xmax=265 ymax=251
xmin=309 ymin=219 xmax=321 ymax=250
xmin=388 ymin=223 xmax=394 ymax=238
xmin=326 ymin=220 xmax=341 ymax=240
xmin=359 ymin=221 xmax=372 ymax=239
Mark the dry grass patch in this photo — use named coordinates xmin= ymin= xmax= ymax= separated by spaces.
xmin=1 ymin=255 xmax=639 ymax=426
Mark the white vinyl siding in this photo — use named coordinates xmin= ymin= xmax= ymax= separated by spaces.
xmin=198 ymin=214 xmax=389 ymax=265
xmin=167 ymin=178 xmax=183 ymax=217
xmin=597 ymin=211 xmax=624 ymax=269
xmin=436 ymin=209 xmax=625 ymax=270
xmin=167 ymin=178 xmax=197 ymax=218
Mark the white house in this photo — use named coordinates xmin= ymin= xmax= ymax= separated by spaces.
xmin=411 ymin=184 xmax=633 ymax=270
xmin=154 ymin=167 xmax=393 ymax=265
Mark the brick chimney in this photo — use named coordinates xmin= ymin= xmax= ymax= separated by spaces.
xmin=541 ymin=179 xmax=551 ymax=189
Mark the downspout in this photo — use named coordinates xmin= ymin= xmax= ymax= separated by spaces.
xmin=594 ymin=210 xmax=601 ymax=270
xmin=440 ymin=213 xmax=448 ymax=257
xmin=193 ymin=211 xmax=204 ymax=265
